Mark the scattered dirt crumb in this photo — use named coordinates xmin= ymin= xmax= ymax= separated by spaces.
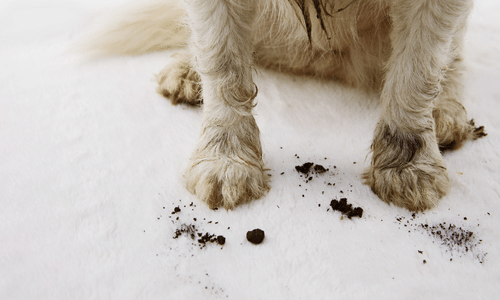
xmin=174 ymin=224 xmax=196 ymax=240
xmin=174 ymin=223 xmax=226 ymax=248
xmin=419 ymin=222 xmax=483 ymax=260
xmin=198 ymin=232 xmax=225 ymax=246
xmin=395 ymin=215 xmax=487 ymax=263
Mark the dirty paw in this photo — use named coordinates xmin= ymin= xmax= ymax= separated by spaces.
xmin=364 ymin=123 xmax=450 ymax=211
xmin=185 ymin=158 xmax=269 ymax=210
xmin=363 ymin=162 xmax=450 ymax=211
xmin=156 ymin=52 xmax=202 ymax=106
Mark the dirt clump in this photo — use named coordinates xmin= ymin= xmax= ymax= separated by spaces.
xmin=246 ymin=229 xmax=265 ymax=244
xmin=313 ymin=164 xmax=328 ymax=174
xmin=198 ymin=232 xmax=226 ymax=246
xmin=330 ymin=198 xmax=363 ymax=219
xmin=295 ymin=162 xmax=314 ymax=174
xmin=295 ymin=162 xmax=329 ymax=176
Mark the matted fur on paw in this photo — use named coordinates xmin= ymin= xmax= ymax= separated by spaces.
xmin=433 ymin=98 xmax=487 ymax=151
xmin=363 ymin=124 xmax=450 ymax=211
xmin=363 ymin=163 xmax=450 ymax=211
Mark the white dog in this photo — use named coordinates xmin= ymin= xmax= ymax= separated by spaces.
xmin=80 ymin=0 xmax=486 ymax=211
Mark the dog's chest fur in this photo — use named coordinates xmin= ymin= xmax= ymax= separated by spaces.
xmin=254 ymin=0 xmax=391 ymax=87
xmin=290 ymin=0 xmax=386 ymax=44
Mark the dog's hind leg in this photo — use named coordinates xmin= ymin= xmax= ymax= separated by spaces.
xmin=156 ymin=51 xmax=202 ymax=106
xmin=363 ymin=0 xmax=474 ymax=211
xmin=433 ymin=55 xmax=486 ymax=151
xmin=182 ymin=0 xmax=269 ymax=209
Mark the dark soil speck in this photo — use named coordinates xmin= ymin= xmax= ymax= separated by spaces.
xmin=172 ymin=206 xmax=181 ymax=214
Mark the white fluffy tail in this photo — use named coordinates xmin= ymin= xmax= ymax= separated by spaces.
xmin=74 ymin=0 xmax=187 ymax=57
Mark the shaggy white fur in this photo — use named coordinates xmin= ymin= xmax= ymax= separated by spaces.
xmin=74 ymin=0 xmax=487 ymax=211
xmin=1 ymin=0 xmax=499 ymax=299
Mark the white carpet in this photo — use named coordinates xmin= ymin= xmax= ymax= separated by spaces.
xmin=1 ymin=0 xmax=499 ymax=299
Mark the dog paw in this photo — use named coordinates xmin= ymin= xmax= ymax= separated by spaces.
xmin=433 ymin=98 xmax=487 ymax=151
xmin=185 ymin=157 xmax=269 ymax=209
xmin=363 ymin=123 xmax=450 ymax=211
xmin=156 ymin=52 xmax=202 ymax=106
xmin=184 ymin=116 xmax=269 ymax=209
xmin=363 ymin=161 xmax=450 ymax=211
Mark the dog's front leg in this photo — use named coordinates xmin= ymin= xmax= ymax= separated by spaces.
xmin=183 ymin=0 xmax=269 ymax=209
xmin=364 ymin=0 xmax=473 ymax=211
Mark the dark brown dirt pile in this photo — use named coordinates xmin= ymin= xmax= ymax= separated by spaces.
xmin=246 ymin=229 xmax=265 ymax=244
xmin=295 ymin=162 xmax=329 ymax=176
xmin=330 ymin=198 xmax=363 ymax=219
